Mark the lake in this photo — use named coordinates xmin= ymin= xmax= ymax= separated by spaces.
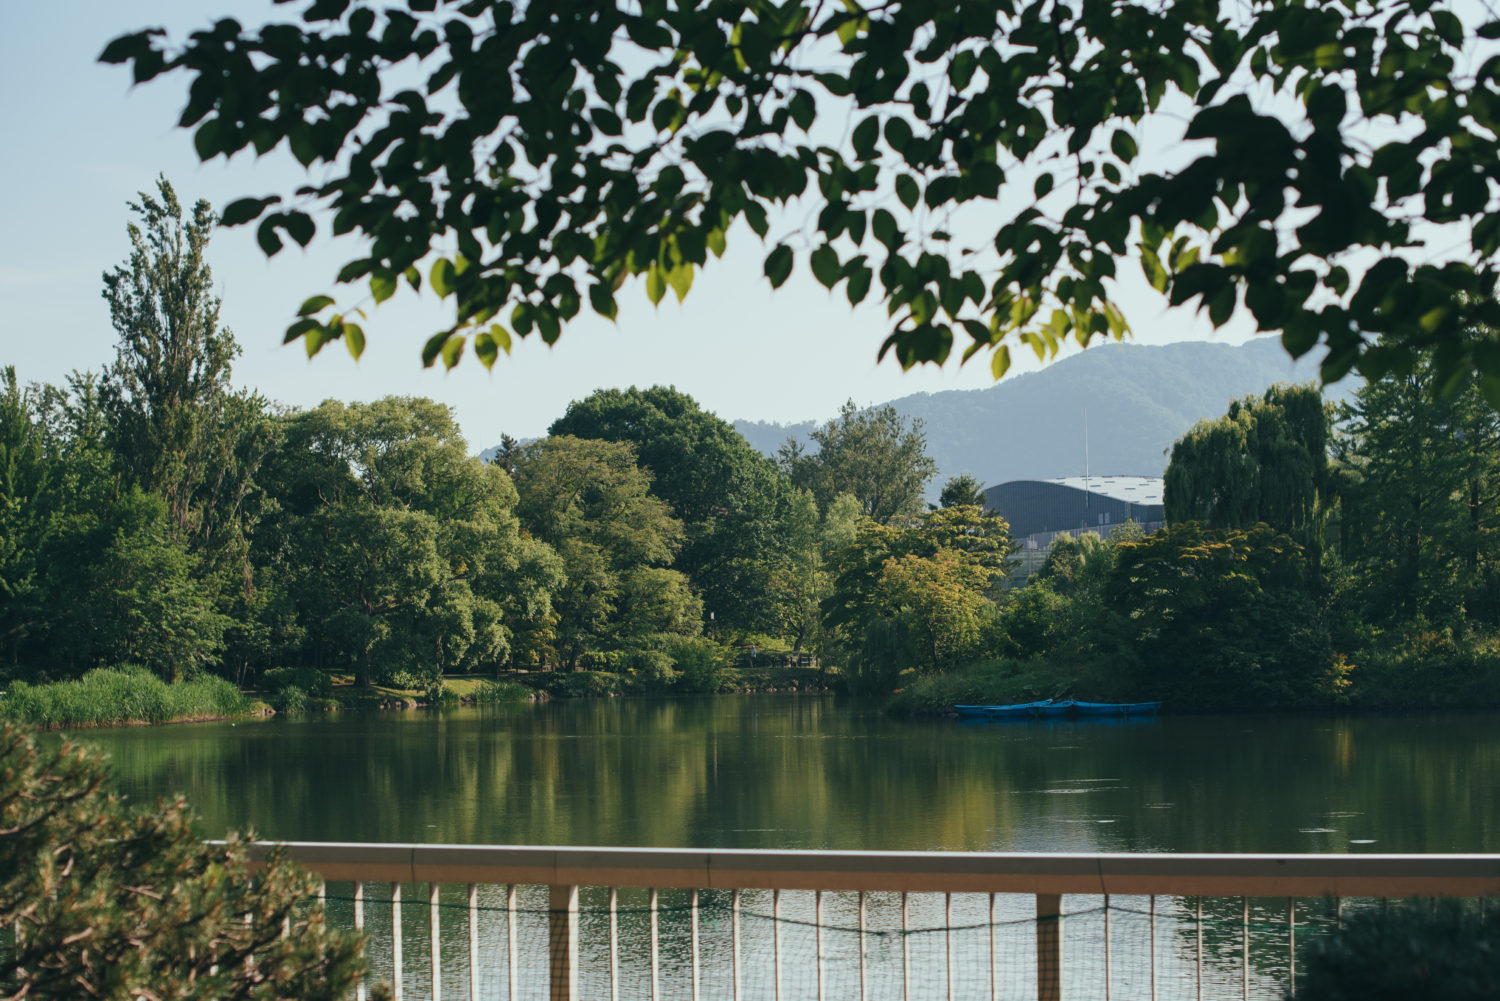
xmin=70 ymin=694 xmax=1500 ymax=853
xmin=64 ymin=695 xmax=1500 ymax=999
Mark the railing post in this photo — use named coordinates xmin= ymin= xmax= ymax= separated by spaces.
xmin=1036 ymin=893 xmax=1063 ymax=1001
xmin=549 ymin=884 xmax=579 ymax=1001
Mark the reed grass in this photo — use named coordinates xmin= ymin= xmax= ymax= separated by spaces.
xmin=0 ymin=666 xmax=251 ymax=728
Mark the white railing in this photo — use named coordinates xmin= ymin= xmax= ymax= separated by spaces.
xmin=246 ymin=843 xmax=1500 ymax=1001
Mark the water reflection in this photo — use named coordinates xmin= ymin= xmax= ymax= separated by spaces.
xmin=74 ymin=696 xmax=1500 ymax=853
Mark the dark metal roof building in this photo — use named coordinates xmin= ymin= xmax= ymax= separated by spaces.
xmin=983 ymin=476 xmax=1165 ymax=539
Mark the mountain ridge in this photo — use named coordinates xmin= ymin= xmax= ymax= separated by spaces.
xmin=732 ymin=338 xmax=1356 ymax=489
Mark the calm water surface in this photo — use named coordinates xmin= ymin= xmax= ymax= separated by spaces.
xmin=71 ymin=695 xmax=1500 ymax=852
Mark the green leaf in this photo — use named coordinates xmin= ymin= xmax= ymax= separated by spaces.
xmin=283 ymin=317 xmax=320 ymax=344
xmin=1034 ymin=173 xmax=1054 ymax=198
xmin=896 ymin=174 xmax=920 ymax=210
xmin=343 ymin=322 xmax=366 ymax=360
xmin=789 ymin=90 xmax=815 ymax=131
xmin=666 ymin=263 xmax=694 ymax=302
xmin=474 ymin=329 xmax=501 ymax=369
xmin=872 ymin=208 xmax=899 ymax=249
xmin=430 ymin=258 xmax=456 ymax=298
xmin=852 ymin=115 xmax=879 ymax=160
xmin=990 ymin=344 xmax=1011 ymax=379
xmin=1110 ymin=129 xmax=1137 ymax=163
xmin=706 ymin=227 xmax=727 ymax=257
xmin=441 ymin=335 xmax=465 ymax=369
xmin=645 ymin=262 xmax=666 ymax=305
xmin=193 ymin=118 xmax=224 ymax=161
xmin=764 ymin=245 xmax=794 ymax=288
xmin=283 ymin=211 xmax=315 ymax=247
xmin=884 ymin=117 xmax=914 ymax=153
xmin=810 ymin=245 xmax=840 ymax=289
xmin=370 ymin=272 xmax=397 ymax=303
xmin=297 ymin=295 xmax=335 ymax=316
xmin=589 ymin=282 xmax=618 ymax=320
xmin=846 ymin=265 xmax=872 ymax=305
xmin=256 ymin=217 xmax=284 ymax=257
xmin=422 ymin=331 xmax=449 ymax=368
xmin=220 ymin=197 xmax=276 ymax=227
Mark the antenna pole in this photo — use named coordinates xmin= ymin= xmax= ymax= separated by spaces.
xmin=1084 ymin=408 xmax=1090 ymax=527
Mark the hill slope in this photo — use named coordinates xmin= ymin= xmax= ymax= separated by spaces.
xmin=734 ymin=338 xmax=1354 ymax=488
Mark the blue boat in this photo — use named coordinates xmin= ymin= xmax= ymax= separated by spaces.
xmin=1032 ymin=699 xmax=1077 ymax=717
xmin=1072 ymin=700 xmax=1163 ymax=716
xmin=953 ymin=700 xmax=1053 ymax=718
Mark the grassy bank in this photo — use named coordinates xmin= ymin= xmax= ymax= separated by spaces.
xmin=526 ymin=664 xmax=839 ymax=699
xmin=0 ymin=666 xmax=255 ymax=728
xmin=883 ymin=658 xmax=1110 ymax=718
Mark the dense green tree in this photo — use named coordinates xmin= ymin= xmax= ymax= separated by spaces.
xmin=782 ymin=401 xmax=938 ymax=522
xmin=937 ymin=474 xmax=987 ymax=510
xmin=512 ymin=435 xmax=695 ymax=670
xmin=823 ymin=505 xmax=1013 ymax=688
xmin=100 ymin=177 xmax=270 ymax=552
xmin=876 ymin=551 xmax=992 ymax=674
xmin=1164 ymin=383 xmax=1331 ymax=568
xmin=0 ymin=370 xmax=50 ymax=664
xmin=1105 ymin=522 xmax=1339 ymax=707
xmin=108 ymin=2 xmax=1500 ymax=393
xmin=549 ymin=386 xmax=789 ymax=633
xmin=1336 ymin=353 xmax=1500 ymax=627
xmin=66 ymin=490 xmax=231 ymax=680
xmin=265 ymin=397 xmax=559 ymax=685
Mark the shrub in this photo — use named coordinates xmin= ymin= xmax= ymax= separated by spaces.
xmin=378 ymin=666 xmax=437 ymax=691
xmin=625 ymin=649 xmax=678 ymax=689
xmin=470 ymin=680 xmax=532 ymax=704
xmin=0 ymin=721 xmax=367 ymax=998
xmin=274 ymin=685 xmax=309 ymax=715
xmin=539 ymin=671 xmax=626 ymax=698
xmin=670 ymin=638 xmax=732 ymax=693
xmin=422 ymin=681 xmax=459 ymax=705
xmin=1294 ymin=899 xmax=1500 ymax=1001
xmin=263 ymin=666 xmax=333 ymax=698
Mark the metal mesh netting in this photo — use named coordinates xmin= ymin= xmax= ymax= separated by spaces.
xmin=317 ymin=885 xmax=1412 ymax=1000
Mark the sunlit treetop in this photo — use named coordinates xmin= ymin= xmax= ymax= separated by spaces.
xmin=103 ymin=0 xmax=1500 ymax=401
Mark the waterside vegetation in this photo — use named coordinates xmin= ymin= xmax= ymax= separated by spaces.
xmin=7 ymin=183 xmax=1500 ymax=725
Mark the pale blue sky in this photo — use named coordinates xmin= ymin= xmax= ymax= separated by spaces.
xmin=1 ymin=1 xmax=1269 ymax=450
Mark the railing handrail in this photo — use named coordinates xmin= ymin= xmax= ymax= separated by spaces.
xmin=238 ymin=841 xmax=1500 ymax=897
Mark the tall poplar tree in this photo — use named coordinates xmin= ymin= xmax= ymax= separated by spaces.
xmin=100 ymin=176 xmax=271 ymax=559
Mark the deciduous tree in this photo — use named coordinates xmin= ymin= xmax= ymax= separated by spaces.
xmin=103 ymin=2 xmax=1500 ymax=394
xmin=782 ymin=401 xmax=937 ymax=522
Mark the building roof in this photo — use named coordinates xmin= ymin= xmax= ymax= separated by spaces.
xmin=1037 ymin=475 xmax=1164 ymax=506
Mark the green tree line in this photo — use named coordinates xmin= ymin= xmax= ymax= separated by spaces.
xmin=9 ymin=182 xmax=1500 ymax=710
xmin=0 ymin=181 xmax=972 ymax=695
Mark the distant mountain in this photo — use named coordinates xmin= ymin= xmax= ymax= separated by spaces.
xmin=733 ymin=338 xmax=1358 ymax=490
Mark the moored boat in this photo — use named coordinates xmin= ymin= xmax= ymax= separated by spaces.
xmin=1072 ymin=700 xmax=1163 ymax=716
xmin=953 ymin=700 xmax=1053 ymax=718
xmin=1032 ymin=699 xmax=1077 ymax=717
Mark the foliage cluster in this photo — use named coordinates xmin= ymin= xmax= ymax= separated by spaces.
xmin=1293 ymin=899 xmax=1500 ymax=1001
xmin=107 ymin=0 xmax=1500 ymax=401
xmin=0 ymin=721 xmax=367 ymax=999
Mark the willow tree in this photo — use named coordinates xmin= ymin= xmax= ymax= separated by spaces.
xmin=1164 ymin=383 xmax=1330 ymax=567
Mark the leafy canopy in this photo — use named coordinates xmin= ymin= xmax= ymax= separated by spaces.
xmin=102 ymin=0 xmax=1500 ymax=395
